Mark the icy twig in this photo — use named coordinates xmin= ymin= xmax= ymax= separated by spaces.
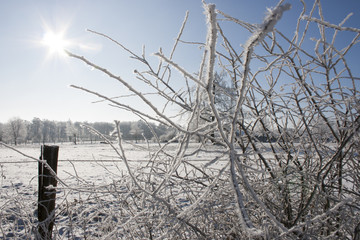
xmin=154 ymin=52 xmax=206 ymax=88
xmin=302 ymin=15 xmax=360 ymax=33
xmin=66 ymin=51 xmax=184 ymax=131
xmin=280 ymin=198 xmax=354 ymax=237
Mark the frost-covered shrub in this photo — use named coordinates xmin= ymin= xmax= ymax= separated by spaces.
xmin=1 ymin=0 xmax=359 ymax=239
xmin=65 ymin=0 xmax=360 ymax=238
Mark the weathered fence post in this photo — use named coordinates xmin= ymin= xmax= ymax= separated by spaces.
xmin=38 ymin=145 xmax=59 ymax=239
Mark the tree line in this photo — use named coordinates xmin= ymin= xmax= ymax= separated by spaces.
xmin=0 ymin=117 xmax=175 ymax=145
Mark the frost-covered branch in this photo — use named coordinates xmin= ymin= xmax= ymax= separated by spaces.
xmin=302 ymin=15 xmax=360 ymax=33
xmin=66 ymin=51 xmax=183 ymax=132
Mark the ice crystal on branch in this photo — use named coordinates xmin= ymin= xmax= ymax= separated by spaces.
xmin=243 ymin=3 xmax=291 ymax=58
xmin=203 ymin=3 xmax=217 ymax=87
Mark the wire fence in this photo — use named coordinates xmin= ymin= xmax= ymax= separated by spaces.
xmin=0 ymin=158 xmax=229 ymax=164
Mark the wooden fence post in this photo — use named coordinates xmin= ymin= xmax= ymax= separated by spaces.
xmin=38 ymin=145 xmax=59 ymax=239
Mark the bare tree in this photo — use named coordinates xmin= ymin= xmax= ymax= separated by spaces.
xmin=5 ymin=117 xmax=27 ymax=145
xmin=29 ymin=117 xmax=42 ymax=144
xmin=66 ymin=120 xmax=77 ymax=144
xmin=129 ymin=121 xmax=143 ymax=143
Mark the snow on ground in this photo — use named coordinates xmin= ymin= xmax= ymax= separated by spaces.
xmin=0 ymin=143 xmax=145 ymax=238
xmin=1 ymin=142 xmax=357 ymax=238
xmin=0 ymin=142 xmax=228 ymax=239
xmin=1 ymin=143 xmax=119 ymax=192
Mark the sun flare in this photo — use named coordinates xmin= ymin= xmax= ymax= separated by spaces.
xmin=42 ymin=31 xmax=69 ymax=56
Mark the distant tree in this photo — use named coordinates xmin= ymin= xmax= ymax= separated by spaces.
xmin=28 ymin=118 xmax=42 ymax=144
xmin=82 ymin=121 xmax=95 ymax=143
xmin=92 ymin=122 xmax=115 ymax=137
xmin=56 ymin=121 xmax=67 ymax=143
xmin=154 ymin=123 xmax=167 ymax=137
xmin=41 ymin=120 xmax=51 ymax=144
xmin=129 ymin=121 xmax=143 ymax=143
xmin=66 ymin=120 xmax=77 ymax=144
xmin=0 ymin=123 xmax=4 ymax=142
xmin=47 ymin=120 xmax=57 ymax=144
xmin=74 ymin=122 xmax=83 ymax=143
xmin=23 ymin=120 xmax=31 ymax=144
xmin=159 ymin=128 xmax=177 ymax=143
xmin=119 ymin=122 xmax=131 ymax=139
xmin=5 ymin=117 xmax=27 ymax=145
xmin=138 ymin=120 xmax=156 ymax=140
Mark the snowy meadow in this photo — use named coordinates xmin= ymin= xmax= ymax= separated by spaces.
xmin=1 ymin=142 xmax=229 ymax=239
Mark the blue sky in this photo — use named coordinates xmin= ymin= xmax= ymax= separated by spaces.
xmin=1 ymin=0 xmax=359 ymax=123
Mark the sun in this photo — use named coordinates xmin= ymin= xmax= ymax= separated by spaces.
xmin=42 ymin=31 xmax=69 ymax=56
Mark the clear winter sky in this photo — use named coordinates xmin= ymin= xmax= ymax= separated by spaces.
xmin=1 ymin=0 xmax=359 ymax=123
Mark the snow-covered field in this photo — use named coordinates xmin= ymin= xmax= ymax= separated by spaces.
xmin=0 ymin=143 xmax=147 ymax=238
xmin=1 ymin=143 xmax=143 ymax=194
xmin=2 ymin=142 xmax=358 ymax=239
xmin=0 ymin=142 xmax=227 ymax=239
